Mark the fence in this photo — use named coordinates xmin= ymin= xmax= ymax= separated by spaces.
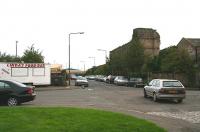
xmin=146 ymin=72 xmax=200 ymax=89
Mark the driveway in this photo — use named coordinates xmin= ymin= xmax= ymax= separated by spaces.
xmin=26 ymin=80 xmax=200 ymax=132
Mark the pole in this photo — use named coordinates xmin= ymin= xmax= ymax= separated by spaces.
xmin=97 ymin=49 xmax=107 ymax=64
xmin=68 ymin=34 xmax=71 ymax=86
xmin=89 ymin=57 xmax=96 ymax=67
xmin=84 ymin=63 xmax=85 ymax=72
xmin=16 ymin=41 xmax=18 ymax=57
xmin=68 ymin=32 xmax=84 ymax=86
xmin=105 ymin=50 xmax=107 ymax=64
xmin=93 ymin=57 xmax=95 ymax=67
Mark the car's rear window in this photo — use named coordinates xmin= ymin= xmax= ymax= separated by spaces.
xmin=77 ymin=77 xmax=87 ymax=80
xmin=11 ymin=81 xmax=27 ymax=87
xmin=163 ymin=81 xmax=183 ymax=87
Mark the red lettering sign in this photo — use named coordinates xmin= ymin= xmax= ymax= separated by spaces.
xmin=7 ymin=63 xmax=45 ymax=68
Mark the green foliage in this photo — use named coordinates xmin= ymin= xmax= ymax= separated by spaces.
xmin=127 ymin=37 xmax=145 ymax=73
xmin=86 ymin=64 xmax=109 ymax=75
xmin=143 ymin=56 xmax=160 ymax=72
xmin=108 ymin=36 xmax=145 ymax=76
xmin=0 ymin=107 xmax=166 ymax=132
xmin=145 ymin=46 xmax=194 ymax=74
xmin=0 ymin=52 xmax=21 ymax=62
xmin=159 ymin=46 xmax=194 ymax=73
xmin=21 ymin=45 xmax=44 ymax=63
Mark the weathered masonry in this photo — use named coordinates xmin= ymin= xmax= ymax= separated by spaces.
xmin=110 ymin=28 xmax=160 ymax=58
xmin=177 ymin=38 xmax=200 ymax=64
xmin=133 ymin=28 xmax=160 ymax=57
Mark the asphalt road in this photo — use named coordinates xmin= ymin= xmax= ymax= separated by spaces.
xmin=25 ymin=80 xmax=200 ymax=132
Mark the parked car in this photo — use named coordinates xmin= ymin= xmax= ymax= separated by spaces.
xmin=86 ymin=75 xmax=96 ymax=80
xmin=75 ymin=76 xmax=89 ymax=87
xmin=144 ymin=79 xmax=186 ymax=103
xmin=0 ymin=80 xmax=36 ymax=106
xmin=127 ymin=77 xmax=144 ymax=87
xmin=114 ymin=76 xmax=128 ymax=86
xmin=95 ymin=75 xmax=106 ymax=82
xmin=106 ymin=75 xmax=116 ymax=84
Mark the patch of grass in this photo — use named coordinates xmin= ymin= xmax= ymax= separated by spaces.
xmin=0 ymin=107 xmax=166 ymax=132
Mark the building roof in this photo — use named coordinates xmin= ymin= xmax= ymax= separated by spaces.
xmin=185 ymin=38 xmax=200 ymax=47
xmin=51 ymin=64 xmax=62 ymax=73
xmin=133 ymin=28 xmax=160 ymax=39
xmin=51 ymin=64 xmax=62 ymax=69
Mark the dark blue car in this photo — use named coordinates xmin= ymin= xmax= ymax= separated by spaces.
xmin=0 ymin=80 xmax=36 ymax=106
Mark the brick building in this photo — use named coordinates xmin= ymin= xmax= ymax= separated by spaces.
xmin=110 ymin=28 xmax=160 ymax=58
xmin=133 ymin=28 xmax=160 ymax=57
xmin=177 ymin=38 xmax=200 ymax=63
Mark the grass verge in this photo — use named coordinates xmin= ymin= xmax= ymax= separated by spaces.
xmin=0 ymin=107 xmax=166 ymax=132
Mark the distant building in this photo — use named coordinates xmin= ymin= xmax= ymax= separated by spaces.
xmin=177 ymin=38 xmax=200 ymax=63
xmin=133 ymin=28 xmax=160 ymax=57
xmin=51 ymin=64 xmax=62 ymax=73
xmin=110 ymin=28 xmax=160 ymax=58
xmin=65 ymin=68 xmax=85 ymax=75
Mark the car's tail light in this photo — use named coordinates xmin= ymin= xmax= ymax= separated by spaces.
xmin=179 ymin=89 xmax=186 ymax=94
xmin=159 ymin=89 xmax=165 ymax=93
xmin=26 ymin=88 xmax=33 ymax=94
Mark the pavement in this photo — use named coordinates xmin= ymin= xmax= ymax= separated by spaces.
xmin=35 ymin=85 xmax=76 ymax=91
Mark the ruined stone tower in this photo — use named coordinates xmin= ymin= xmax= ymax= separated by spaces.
xmin=133 ymin=28 xmax=160 ymax=57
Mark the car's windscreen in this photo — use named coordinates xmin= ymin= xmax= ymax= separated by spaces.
xmin=121 ymin=76 xmax=128 ymax=80
xmin=163 ymin=81 xmax=183 ymax=87
xmin=130 ymin=78 xmax=142 ymax=81
xmin=77 ymin=77 xmax=87 ymax=80
xmin=11 ymin=81 xmax=27 ymax=87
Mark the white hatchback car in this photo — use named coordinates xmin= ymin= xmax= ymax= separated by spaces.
xmin=144 ymin=79 xmax=186 ymax=103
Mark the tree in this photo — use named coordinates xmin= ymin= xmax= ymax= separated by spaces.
xmin=21 ymin=45 xmax=44 ymax=63
xmin=126 ymin=37 xmax=145 ymax=74
xmin=159 ymin=46 xmax=194 ymax=73
xmin=0 ymin=52 xmax=21 ymax=62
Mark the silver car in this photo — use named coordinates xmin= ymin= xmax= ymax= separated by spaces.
xmin=75 ymin=76 xmax=89 ymax=87
xmin=144 ymin=79 xmax=185 ymax=103
xmin=114 ymin=76 xmax=128 ymax=86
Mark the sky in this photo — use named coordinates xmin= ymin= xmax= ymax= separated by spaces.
xmin=0 ymin=0 xmax=200 ymax=71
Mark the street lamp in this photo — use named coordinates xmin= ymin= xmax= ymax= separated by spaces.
xmin=80 ymin=61 xmax=86 ymax=73
xmin=88 ymin=56 xmax=96 ymax=67
xmin=16 ymin=41 xmax=18 ymax=57
xmin=97 ymin=49 xmax=107 ymax=64
xmin=68 ymin=32 xmax=84 ymax=86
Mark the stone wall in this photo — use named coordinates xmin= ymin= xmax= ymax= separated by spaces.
xmin=133 ymin=28 xmax=160 ymax=57
xmin=110 ymin=28 xmax=161 ymax=58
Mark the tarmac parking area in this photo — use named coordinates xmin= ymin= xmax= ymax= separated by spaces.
xmin=26 ymin=80 xmax=200 ymax=132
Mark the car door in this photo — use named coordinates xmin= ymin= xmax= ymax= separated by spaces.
xmin=145 ymin=80 xmax=155 ymax=96
xmin=148 ymin=80 xmax=158 ymax=97
xmin=0 ymin=81 xmax=12 ymax=101
xmin=153 ymin=80 xmax=161 ymax=94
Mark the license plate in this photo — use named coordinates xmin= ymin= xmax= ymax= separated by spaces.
xmin=168 ymin=90 xmax=177 ymax=94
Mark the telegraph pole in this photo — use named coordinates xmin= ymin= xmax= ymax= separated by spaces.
xmin=16 ymin=41 xmax=18 ymax=57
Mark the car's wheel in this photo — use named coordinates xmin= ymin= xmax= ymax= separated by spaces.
xmin=177 ymin=99 xmax=183 ymax=103
xmin=144 ymin=89 xmax=147 ymax=98
xmin=153 ymin=93 xmax=157 ymax=102
xmin=7 ymin=97 xmax=18 ymax=106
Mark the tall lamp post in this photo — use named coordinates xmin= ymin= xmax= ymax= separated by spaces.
xmin=68 ymin=32 xmax=84 ymax=86
xmin=80 ymin=61 xmax=86 ymax=73
xmin=97 ymin=49 xmax=107 ymax=64
xmin=88 ymin=56 xmax=96 ymax=67
xmin=16 ymin=41 xmax=18 ymax=57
